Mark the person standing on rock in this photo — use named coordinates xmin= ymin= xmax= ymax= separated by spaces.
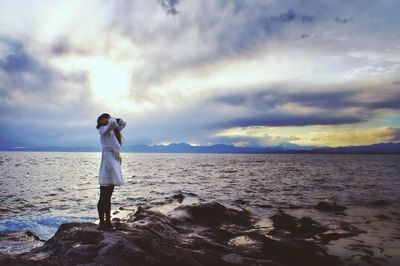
xmin=96 ymin=113 xmax=126 ymax=230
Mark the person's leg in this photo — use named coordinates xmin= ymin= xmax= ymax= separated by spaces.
xmin=97 ymin=186 xmax=108 ymax=227
xmin=104 ymin=185 xmax=115 ymax=227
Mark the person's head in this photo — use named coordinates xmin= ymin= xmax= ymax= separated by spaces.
xmin=96 ymin=113 xmax=123 ymax=145
xmin=96 ymin=113 xmax=111 ymax=129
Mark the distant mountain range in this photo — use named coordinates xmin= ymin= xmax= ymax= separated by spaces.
xmin=301 ymin=142 xmax=400 ymax=154
xmin=1 ymin=142 xmax=399 ymax=154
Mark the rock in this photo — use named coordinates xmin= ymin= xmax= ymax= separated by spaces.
xmin=171 ymin=193 xmax=185 ymax=203
xmin=163 ymin=193 xmax=185 ymax=204
xmin=234 ymin=199 xmax=247 ymax=205
xmin=0 ymin=253 xmax=43 ymax=265
xmin=96 ymin=239 xmax=147 ymax=266
xmin=261 ymin=235 xmax=341 ymax=266
xmin=270 ymin=210 xmax=366 ymax=246
xmin=176 ymin=202 xmax=252 ymax=227
xmin=25 ymin=231 xmax=44 ymax=242
xmin=314 ymin=202 xmax=347 ymax=213
xmin=0 ymin=200 xmax=343 ymax=266
xmin=270 ymin=212 xmax=298 ymax=230
xmin=320 ymin=222 xmax=366 ymax=243
xmin=254 ymin=204 xmax=274 ymax=208
xmin=270 ymin=211 xmax=328 ymax=238
xmin=0 ymin=231 xmax=45 ymax=256
xmin=368 ymin=199 xmax=390 ymax=207
xmin=65 ymin=244 xmax=99 ymax=265
xmin=375 ymin=214 xmax=390 ymax=220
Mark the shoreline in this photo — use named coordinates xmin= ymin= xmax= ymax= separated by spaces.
xmin=1 ymin=195 xmax=399 ymax=265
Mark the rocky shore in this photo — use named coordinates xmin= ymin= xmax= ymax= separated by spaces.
xmin=0 ymin=195 xmax=399 ymax=265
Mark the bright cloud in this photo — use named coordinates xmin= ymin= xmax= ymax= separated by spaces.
xmin=0 ymin=0 xmax=400 ymax=148
xmin=216 ymin=126 xmax=400 ymax=147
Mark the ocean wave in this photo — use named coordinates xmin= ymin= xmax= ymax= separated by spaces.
xmin=0 ymin=216 xmax=92 ymax=240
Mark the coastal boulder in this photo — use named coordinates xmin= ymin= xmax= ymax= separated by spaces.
xmin=270 ymin=211 xmax=328 ymax=238
xmin=176 ymin=202 xmax=252 ymax=227
xmin=314 ymin=202 xmax=347 ymax=213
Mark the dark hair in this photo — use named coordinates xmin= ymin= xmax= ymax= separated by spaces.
xmin=96 ymin=113 xmax=123 ymax=145
xmin=96 ymin=113 xmax=110 ymax=129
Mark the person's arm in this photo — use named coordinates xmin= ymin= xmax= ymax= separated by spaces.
xmin=100 ymin=117 xmax=118 ymax=135
xmin=116 ymin=118 xmax=127 ymax=131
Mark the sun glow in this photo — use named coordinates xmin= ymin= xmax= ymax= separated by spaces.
xmin=89 ymin=58 xmax=130 ymax=102
xmin=51 ymin=54 xmax=135 ymax=110
xmin=48 ymin=32 xmax=144 ymax=112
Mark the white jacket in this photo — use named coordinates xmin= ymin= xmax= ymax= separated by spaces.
xmin=98 ymin=117 xmax=127 ymax=186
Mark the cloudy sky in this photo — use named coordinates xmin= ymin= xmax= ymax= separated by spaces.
xmin=1 ymin=0 xmax=399 ymax=148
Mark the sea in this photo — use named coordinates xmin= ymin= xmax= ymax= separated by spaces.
xmin=0 ymin=152 xmax=400 ymax=256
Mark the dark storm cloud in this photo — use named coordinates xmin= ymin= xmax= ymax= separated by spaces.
xmin=367 ymin=96 xmax=400 ymax=110
xmin=335 ymin=17 xmax=353 ymax=24
xmin=0 ymin=38 xmax=99 ymax=147
xmin=216 ymin=89 xmax=358 ymax=110
xmin=211 ymin=86 xmax=400 ymax=128
xmin=0 ymin=39 xmax=80 ymax=99
xmin=159 ymin=0 xmax=179 ymax=15
xmin=221 ymin=113 xmax=363 ymax=128
xmin=286 ymin=91 xmax=358 ymax=109
xmin=216 ymin=8 xmax=314 ymax=53
xmin=0 ymin=38 xmax=55 ymax=94
xmin=270 ymin=9 xmax=314 ymax=23
xmin=216 ymin=88 xmax=400 ymax=112
xmin=0 ymin=39 xmax=35 ymax=72
xmin=270 ymin=9 xmax=297 ymax=23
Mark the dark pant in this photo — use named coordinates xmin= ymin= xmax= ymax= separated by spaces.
xmin=97 ymin=185 xmax=114 ymax=224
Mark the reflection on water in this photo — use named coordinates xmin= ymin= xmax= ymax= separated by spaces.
xmin=1 ymin=152 xmax=399 ymax=221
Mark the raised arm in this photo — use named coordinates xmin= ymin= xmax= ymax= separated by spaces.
xmin=117 ymin=118 xmax=127 ymax=131
xmin=100 ymin=117 xmax=118 ymax=136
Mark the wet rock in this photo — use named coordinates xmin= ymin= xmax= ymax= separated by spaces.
xmin=176 ymin=201 xmax=251 ymax=227
xmin=254 ymin=204 xmax=274 ymax=208
xmin=270 ymin=210 xmax=366 ymax=246
xmin=270 ymin=211 xmax=328 ymax=238
xmin=338 ymin=221 xmax=366 ymax=235
xmin=234 ymin=199 xmax=247 ymax=205
xmin=24 ymin=231 xmax=44 ymax=242
xmin=314 ymin=202 xmax=347 ymax=213
xmin=95 ymin=239 xmax=147 ymax=266
xmin=171 ymin=193 xmax=185 ymax=203
xmin=163 ymin=193 xmax=185 ymax=204
xmin=0 ymin=231 xmax=45 ymax=256
xmin=368 ymin=199 xmax=390 ymax=208
xmin=65 ymin=244 xmax=99 ymax=265
xmin=320 ymin=221 xmax=366 ymax=243
xmin=375 ymin=214 xmax=390 ymax=220
xmin=260 ymin=234 xmax=341 ymax=266
xmin=320 ymin=231 xmax=357 ymax=243
xmin=0 ymin=200 xmax=343 ymax=266
xmin=0 ymin=253 xmax=43 ymax=265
